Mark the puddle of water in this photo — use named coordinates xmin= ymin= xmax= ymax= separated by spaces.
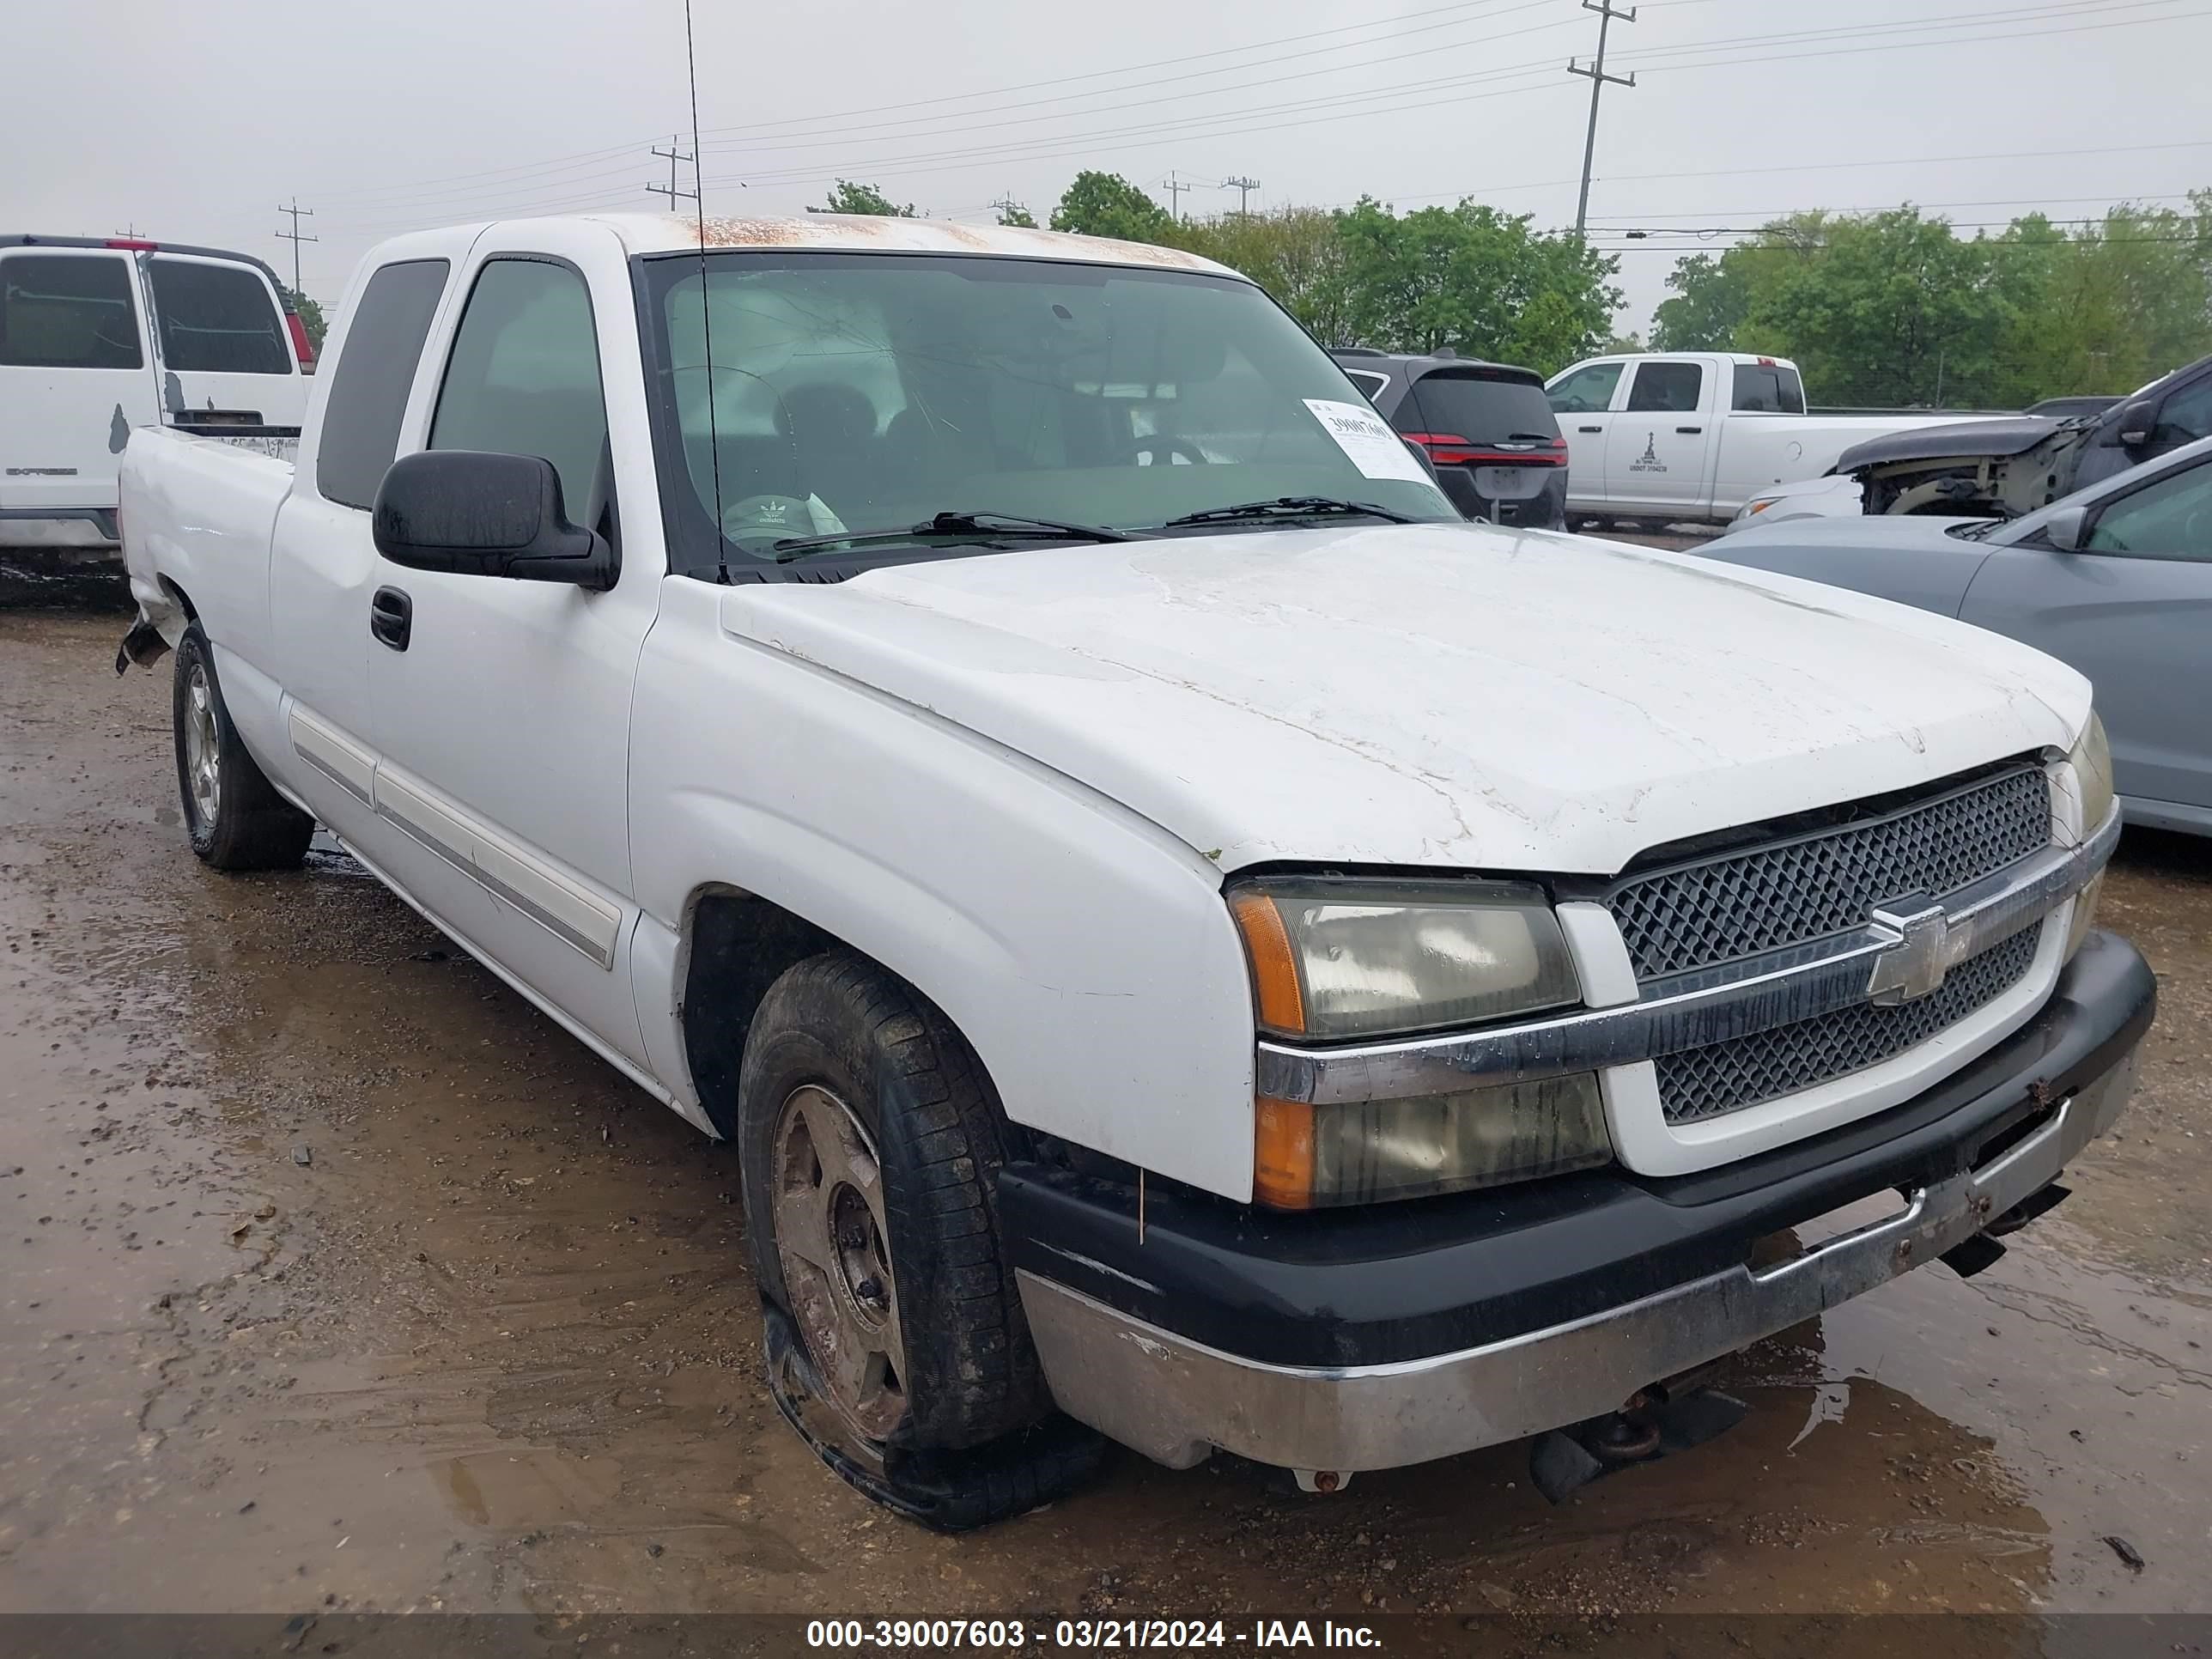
xmin=6 ymin=611 xmax=2212 ymax=1622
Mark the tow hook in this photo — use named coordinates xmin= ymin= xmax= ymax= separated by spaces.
xmin=1940 ymin=1180 xmax=2073 ymax=1280
xmin=1528 ymin=1382 xmax=1748 ymax=1505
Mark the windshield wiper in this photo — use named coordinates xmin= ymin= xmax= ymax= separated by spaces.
xmin=1161 ymin=496 xmax=1415 ymax=529
xmin=773 ymin=509 xmax=1132 ymax=563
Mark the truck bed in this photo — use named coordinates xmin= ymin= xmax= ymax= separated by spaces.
xmin=118 ymin=425 xmax=295 ymax=647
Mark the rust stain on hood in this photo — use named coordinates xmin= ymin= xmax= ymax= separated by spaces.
xmin=673 ymin=213 xmax=1235 ymax=274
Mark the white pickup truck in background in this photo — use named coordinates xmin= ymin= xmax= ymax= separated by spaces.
xmin=116 ymin=212 xmax=2147 ymax=1530
xmin=2 ymin=234 xmax=313 ymax=600
xmin=1545 ymin=350 xmax=1971 ymax=527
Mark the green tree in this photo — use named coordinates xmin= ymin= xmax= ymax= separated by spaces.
xmin=1328 ymin=197 xmax=1619 ymax=374
xmin=1050 ymin=172 xmax=1174 ymax=242
xmin=1741 ymin=209 xmax=2014 ymax=406
xmin=1174 ymin=206 xmax=1355 ymax=344
xmin=995 ymin=202 xmax=1037 ymax=228
xmin=1993 ymin=200 xmax=2212 ymax=402
xmin=811 ymin=179 xmax=917 ymax=217
xmin=279 ymin=286 xmax=325 ymax=351
xmin=1650 ymin=196 xmax=2212 ymax=409
xmin=1650 ymin=254 xmax=1750 ymax=350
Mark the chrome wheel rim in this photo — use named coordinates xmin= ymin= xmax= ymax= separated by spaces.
xmin=184 ymin=661 xmax=221 ymax=827
xmin=771 ymin=1083 xmax=908 ymax=1446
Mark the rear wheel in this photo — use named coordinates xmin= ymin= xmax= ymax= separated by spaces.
xmin=738 ymin=950 xmax=1104 ymax=1529
xmin=173 ymin=623 xmax=314 ymax=871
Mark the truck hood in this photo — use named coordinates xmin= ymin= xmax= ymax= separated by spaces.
xmin=718 ymin=523 xmax=2087 ymax=876
xmin=1836 ymin=416 xmax=2067 ymax=471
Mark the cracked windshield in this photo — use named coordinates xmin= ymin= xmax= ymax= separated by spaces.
xmin=651 ymin=253 xmax=1455 ymax=562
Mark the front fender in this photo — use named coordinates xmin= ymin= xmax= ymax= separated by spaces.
xmin=628 ymin=581 xmax=1261 ymax=1200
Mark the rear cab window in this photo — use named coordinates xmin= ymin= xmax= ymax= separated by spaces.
xmin=1400 ymin=369 xmax=1560 ymax=446
xmin=1626 ymin=361 xmax=1705 ymax=414
xmin=1732 ymin=362 xmax=1806 ymax=413
xmin=0 ymin=252 xmax=143 ymax=369
xmin=315 ymin=259 xmax=451 ymax=509
xmin=146 ymin=258 xmax=289 ymax=374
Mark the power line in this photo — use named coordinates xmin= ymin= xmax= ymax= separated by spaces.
xmin=315 ymin=8 xmax=2212 ymax=240
xmin=305 ymin=0 xmax=1534 ymax=208
xmin=1608 ymin=0 xmax=2192 ymax=65
xmin=688 ymin=3 xmax=2206 ymax=197
xmin=1162 ymin=169 xmax=1202 ymax=222
xmin=1568 ymin=1 xmax=1637 ymax=239
xmin=1587 ymin=233 xmax=2209 ymax=252
xmin=1628 ymin=0 xmax=2212 ymax=77
xmin=275 ymin=198 xmax=317 ymax=297
xmin=313 ymin=0 xmax=2202 ymax=231
xmin=647 ymin=136 xmax=699 ymax=209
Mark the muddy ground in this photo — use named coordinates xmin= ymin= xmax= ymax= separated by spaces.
xmin=3 ymin=611 xmax=2209 ymax=1629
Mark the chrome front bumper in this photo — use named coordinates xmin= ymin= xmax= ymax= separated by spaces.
xmin=1017 ymin=1044 xmax=2137 ymax=1475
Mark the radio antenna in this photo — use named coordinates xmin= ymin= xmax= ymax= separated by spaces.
xmin=683 ymin=0 xmax=728 ymax=583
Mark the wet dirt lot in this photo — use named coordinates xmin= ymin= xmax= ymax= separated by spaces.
xmin=3 ymin=611 xmax=2209 ymax=1629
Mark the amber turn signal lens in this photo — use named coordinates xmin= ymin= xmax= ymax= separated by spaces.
xmin=1230 ymin=889 xmax=1306 ymax=1036
xmin=1253 ymin=1095 xmax=1316 ymax=1209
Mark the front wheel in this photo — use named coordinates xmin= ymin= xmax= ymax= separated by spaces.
xmin=173 ymin=623 xmax=314 ymax=871
xmin=738 ymin=951 xmax=1103 ymax=1528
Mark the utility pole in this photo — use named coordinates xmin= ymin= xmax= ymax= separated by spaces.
xmin=988 ymin=193 xmax=1031 ymax=225
xmin=647 ymin=136 xmax=699 ymax=210
xmin=275 ymin=199 xmax=317 ymax=296
xmin=1221 ymin=175 xmax=1261 ymax=216
xmin=1566 ymin=0 xmax=1636 ymax=239
xmin=1162 ymin=169 xmax=1197 ymax=222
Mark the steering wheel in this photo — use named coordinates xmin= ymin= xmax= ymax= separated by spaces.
xmin=1115 ymin=434 xmax=1212 ymax=466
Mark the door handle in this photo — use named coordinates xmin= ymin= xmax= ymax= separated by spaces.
xmin=1676 ymin=425 xmax=1704 ymax=434
xmin=1579 ymin=424 xmax=1603 ymax=434
xmin=370 ymin=586 xmax=413 ymax=653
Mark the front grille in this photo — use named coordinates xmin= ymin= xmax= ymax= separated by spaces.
xmin=1655 ymin=927 xmax=2041 ymax=1124
xmin=1607 ymin=764 xmax=2051 ymax=981
xmin=1602 ymin=763 xmax=2056 ymax=1127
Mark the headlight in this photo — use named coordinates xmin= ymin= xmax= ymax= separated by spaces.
xmin=2064 ymin=713 xmax=2114 ymax=960
xmin=1254 ymin=1076 xmax=1611 ymax=1208
xmin=1227 ymin=877 xmax=1580 ymax=1040
xmin=2068 ymin=711 xmax=2114 ymax=833
xmin=1231 ymin=878 xmax=1608 ymax=1207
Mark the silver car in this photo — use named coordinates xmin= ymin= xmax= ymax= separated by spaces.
xmin=1700 ymin=434 xmax=2212 ymax=836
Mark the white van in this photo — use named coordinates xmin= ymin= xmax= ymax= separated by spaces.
xmin=2 ymin=235 xmax=313 ymax=562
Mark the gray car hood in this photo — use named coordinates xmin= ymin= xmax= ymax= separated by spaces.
xmin=1836 ymin=416 xmax=2064 ymax=471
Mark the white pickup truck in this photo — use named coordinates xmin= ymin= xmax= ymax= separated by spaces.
xmin=1545 ymin=350 xmax=1968 ymax=527
xmin=3 ymin=235 xmax=312 ymax=599
xmin=118 ymin=213 xmax=2148 ymax=1529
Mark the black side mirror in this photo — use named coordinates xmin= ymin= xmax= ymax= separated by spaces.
xmin=2101 ymin=398 xmax=2157 ymax=449
xmin=372 ymin=451 xmax=617 ymax=590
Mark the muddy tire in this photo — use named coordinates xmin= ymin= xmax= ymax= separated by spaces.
xmin=738 ymin=950 xmax=1103 ymax=1529
xmin=173 ymin=623 xmax=314 ymax=872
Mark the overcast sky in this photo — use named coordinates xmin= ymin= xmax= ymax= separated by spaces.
xmin=12 ymin=0 xmax=2209 ymax=333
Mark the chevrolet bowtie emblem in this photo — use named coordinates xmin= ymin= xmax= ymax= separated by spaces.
xmin=1866 ymin=896 xmax=1952 ymax=1005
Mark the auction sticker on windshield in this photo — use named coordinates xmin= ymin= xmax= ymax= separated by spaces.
xmin=1304 ymin=398 xmax=1432 ymax=484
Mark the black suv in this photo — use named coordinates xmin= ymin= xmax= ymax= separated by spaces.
xmin=1332 ymin=348 xmax=1569 ymax=529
